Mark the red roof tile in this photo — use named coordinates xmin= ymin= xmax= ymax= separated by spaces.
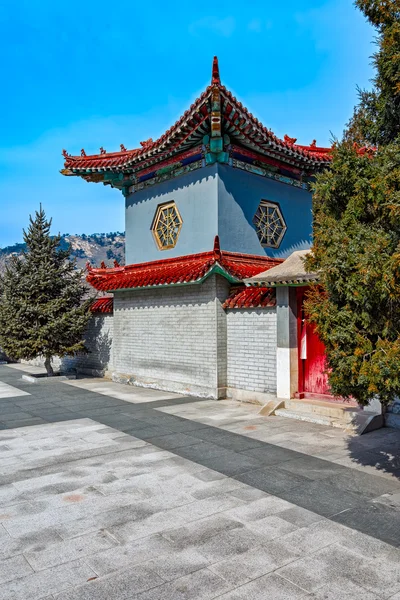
xmin=86 ymin=237 xmax=281 ymax=292
xmin=292 ymin=142 xmax=332 ymax=161
xmin=91 ymin=297 xmax=114 ymax=313
xmin=223 ymin=286 xmax=276 ymax=309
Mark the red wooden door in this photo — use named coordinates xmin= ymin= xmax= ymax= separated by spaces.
xmin=302 ymin=321 xmax=330 ymax=395
xmin=297 ymin=288 xmax=330 ymax=397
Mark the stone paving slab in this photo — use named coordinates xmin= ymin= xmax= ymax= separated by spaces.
xmin=0 ymin=416 xmax=397 ymax=598
xmin=65 ymin=378 xmax=182 ymax=403
xmin=215 ymin=572 xmax=309 ymax=599
xmin=0 ymin=365 xmax=400 ymax=599
xmin=0 ymin=382 xmax=30 ymax=399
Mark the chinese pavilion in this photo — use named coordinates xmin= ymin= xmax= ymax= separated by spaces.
xmin=61 ymin=57 xmax=334 ymax=403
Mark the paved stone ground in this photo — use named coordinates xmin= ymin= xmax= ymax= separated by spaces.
xmin=0 ymin=365 xmax=400 ymax=599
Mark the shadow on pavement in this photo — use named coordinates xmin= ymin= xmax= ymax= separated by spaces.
xmin=347 ymin=429 xmax=400 ymax=479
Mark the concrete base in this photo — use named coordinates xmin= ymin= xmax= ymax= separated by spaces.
xmin=385 ymin=413 xmax=400 ymax=429
xmin=226 ymin=388 xmax=277 ymax=406
xmin=111 ymin=371 xmax=224 ymax=399
xmin=386 ymin=399 xmax=400 ymax=430
xmin=350 ymin=411 xmax=384 ymax=435
xmin=74 ymin=367 xmax=110 ymax=379
xmin=21 ymin=374 xmax=76 ymax=384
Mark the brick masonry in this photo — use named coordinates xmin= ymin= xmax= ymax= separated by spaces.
xmin=112 ymin=275 xmax=231 ymax=398
xmin=21 ymin=276 xmax=279 ymax=400
xmin=226 ymin=308 xmax=277 ymax=395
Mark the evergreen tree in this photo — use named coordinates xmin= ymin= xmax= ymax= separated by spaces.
xmin=305 ymin=0 xmax=400 ymax=407
xmin=0 ymin=207 xmax=92 ymax=375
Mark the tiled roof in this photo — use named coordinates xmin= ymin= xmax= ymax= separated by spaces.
xmin=62 ymin=57 xmax=332 ymax=176
xmin=292 ymin=143 xmax=332 ymax=162
xmin=90 ymin=297 xmax=114 ymax=313
xmin=246 ymin=249 xmax=319 ymax=287
xmin=86 ymin=237 xmax=281 ymax=292
xmin=62 ymin=87 xmax=211 ymax=172
xmin=223 ymin=286 xmax=276 ymax=309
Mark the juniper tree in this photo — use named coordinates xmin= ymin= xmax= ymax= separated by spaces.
xmin=305 ymin=0 xmax=400 ymax=407
xmin=0 ymin=207 xmax=92 ymax=375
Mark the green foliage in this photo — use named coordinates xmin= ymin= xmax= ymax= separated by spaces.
xmin=0 ymin=208 xmax=92 ymax=374
xmin=306 ymin=1 xmax=400 ymax=406
xmin=346 ymin=0 xmax=400 ymax=145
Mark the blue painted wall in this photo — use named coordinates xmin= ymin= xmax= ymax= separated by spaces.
xmin=217 ymin=165 xmax=312 ymax=259
xmin=124 ymin=162 xmax=313 ymax=264
xmin=125 ymin=165 xmax=218 ymax=264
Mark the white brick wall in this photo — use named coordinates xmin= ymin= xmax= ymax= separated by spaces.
xmin=227 ymin=308 xmax=277 ymax=394
xmin=112 ymin=275 xmax=231 ymax=398
xmin=20 ymin=282 xmax=278 ymax=400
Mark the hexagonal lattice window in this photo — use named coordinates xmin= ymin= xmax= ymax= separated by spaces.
xmin=253 ymin=200 xmax=287 ymax=248
xmin=151 ymin=201 xmax=183 ymax=250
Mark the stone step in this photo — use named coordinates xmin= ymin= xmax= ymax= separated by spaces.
xmin=274 ymin=407 xmax=383 ymax=434
xmin=274 ymin=408 xmax=338 ymax=427
xmin=285 ymin=399 xmax=359 ymax=423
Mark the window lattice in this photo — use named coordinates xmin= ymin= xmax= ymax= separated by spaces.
xmin=152 ymin=202 xmax=183 ymax=250
xmin=253 ymin=201 xmax=287 ymax=248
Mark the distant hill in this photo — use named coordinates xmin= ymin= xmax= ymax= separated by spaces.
xmin=0 ymin=232 xmax=125 ymax=272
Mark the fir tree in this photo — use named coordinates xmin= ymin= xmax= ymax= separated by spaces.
xmin=305 ymin=0 xmax=400 ymax=407
xmin=0 ymin=207 xmax=92 ymax=375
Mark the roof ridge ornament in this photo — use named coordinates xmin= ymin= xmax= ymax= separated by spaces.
xmin=284 ymin=134 xmax=297 ymax=145
xmin=211 ymin=56 xmax=220 ymax=85
xmin=213 ymin=235 xmax=222 ymax=261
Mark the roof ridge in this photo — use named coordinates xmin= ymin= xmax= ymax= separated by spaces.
xmin=87 ymin=234 xmax=282 ymax=275
xmin=88 ymin=249 xmax=215 ymax=274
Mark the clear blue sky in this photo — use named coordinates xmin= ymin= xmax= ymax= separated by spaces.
xmin=0 ymin=0 xmax=375 ymax=247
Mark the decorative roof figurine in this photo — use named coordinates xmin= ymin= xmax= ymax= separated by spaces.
xmin=284 ymin=135 xmax=297 ymax=145
xmin=140 ymin=138 xmax=153 ymax=148
xmin=213 ymin=235 xmax=222 ymax=261
xmin=120 ymin=144 xmax=127 ymax=152
xmin=100 ymin=147 xmax=106 ymax=154
xmin=81 ymin=149 xmax=86 ymax=157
